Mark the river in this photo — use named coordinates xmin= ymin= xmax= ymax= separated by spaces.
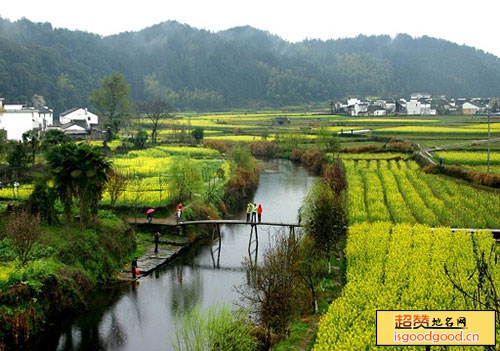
xmin=31 ymin=159 xmax=315 ymax=351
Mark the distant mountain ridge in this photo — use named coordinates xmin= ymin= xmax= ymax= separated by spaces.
xmin=0 ymin=17 xmax=499 ymax=114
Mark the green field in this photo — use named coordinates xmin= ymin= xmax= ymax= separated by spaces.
xmin=314 ymin=222 xmax=499 ymax=351
xmin=344 ymin=159 xmax=500 ymax=228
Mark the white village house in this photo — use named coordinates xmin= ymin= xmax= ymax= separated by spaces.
xmin=0 ymin=98 xmax=53 ymax=140
xmin=406 ymin=99 xmax=436 ymax=115
xmin=48 ymin=107 xmax=105 ymax=140
xmin=461 ymin=102 xmax=481 ymax=115
xmin=59 ymin=107 xmax=98 ymax=126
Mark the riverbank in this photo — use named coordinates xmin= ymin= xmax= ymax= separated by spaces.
xmin=0 ymin=211 xmax=135 ymax=349
xmin=21 ymin=159 xmax=306 ymax=350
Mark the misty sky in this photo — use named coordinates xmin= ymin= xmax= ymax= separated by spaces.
xmin=3 ymin=0 xmax=500 ymax=57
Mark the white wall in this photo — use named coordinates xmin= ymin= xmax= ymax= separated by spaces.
xmin=0 ymin=111 xmax=36 ymax=140
xmin=347 ymin=98 xmax=361 ymax=106
xmin=60 ymin=108 xmax=98 ymax=126
xmin=406 ymin=100 xmax=421 ymax=115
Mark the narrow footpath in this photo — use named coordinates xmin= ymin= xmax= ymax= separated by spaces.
xmin=116 ymin=211 xmax=189 ymax=281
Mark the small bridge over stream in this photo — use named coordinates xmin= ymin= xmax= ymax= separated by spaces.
xmin=126 ymin=219 xmax=304 ymax=269
xmin=125 ymin=218 xmax=500 ymax=271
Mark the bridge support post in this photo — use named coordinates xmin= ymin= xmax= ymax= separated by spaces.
xmin=216 ymin=223 xmax=221 ymax=268
xmin=210 ymin=223 xmax=222 ymax=269
xmin=248 ymin=224 xmax=259 ymax=269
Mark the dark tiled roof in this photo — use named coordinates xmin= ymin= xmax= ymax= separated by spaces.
xmin=59 ymin=107 xmax=80 ymax=117
xmin=60 ymin=120 xmax=88 ymax=130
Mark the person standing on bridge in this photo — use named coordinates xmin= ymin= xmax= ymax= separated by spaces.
xmin=251 ymin=203 xmax=257 ymax=222
xmin=177 ymin=203 xmax=183 ymax=223
xmin=257 ymin=204 xmax=263 ymax=223
xmin=246 ymin=202 xmax=253 ymax=222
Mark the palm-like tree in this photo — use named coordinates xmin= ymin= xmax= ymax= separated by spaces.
xmin=46 ymin=143 xmax=111 ymax=228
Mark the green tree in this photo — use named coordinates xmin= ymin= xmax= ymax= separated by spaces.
xmin=295 ymin=235 xmax=327 ymax=313
xmin=230 ymin=145 xmax=253 ymax=172
xmin=133 ymin=129 xmax=148 ymax=149
xmin=28 ymin=181 xmax=58 ymax=224
xmin=191 ymin=127 xmax=204 ymax=144
xmin=7 ymin=141 xmax=30 ymax=181
xmin=22 ymin=130 xmax=40 ymax=167
xmin=41 ymin=129 xmax=71 ymax=150
xmin=143 ymin=74 xmax=180 ymax=106
xmin=168 ymin=157 xmax=202 ymax=202
xmin=89 ymin=72 xmax=131 ymax=136
xmin=46 ymin=143 xmax=111 ymax=228
xmin=303 ymin=180 xmax=347 ymax=274
xmin=136 ymin=99 xmax=173 ymax=144
xmin=238 ymin=231 xmax=301 ymax=349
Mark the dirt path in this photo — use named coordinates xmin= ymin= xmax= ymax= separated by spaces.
xmin=123 ymin=205 xmax=189 ymax=225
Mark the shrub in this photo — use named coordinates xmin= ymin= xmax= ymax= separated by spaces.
xmin=223 ymin=168 xmax=258 ymax=210
xmin=340 ymin=145 xmax=379 ymax=153
xmin=173 ymin=305 xmax=256 ymax=351
xmin=300 ymin=148 xmax=326 ymax=175
xmin=383 ymin=139 xmax=417 ymax=153
xmin=322 ymin=159 xmax=346 ymax=195
xmin=191 ymin=200 xmax=221 ymax=221
xmin=423 ymin=164 xmax=500 ymax=188
xmin=290 ymin=148 xmax=305 ymax=162
xmin=5 ymin=209 xmax=41 ymax=264
xmin=202 ymin=139 xmax=230 ymax=154
xmin=249 ymin=141 xmax=278 ymax=158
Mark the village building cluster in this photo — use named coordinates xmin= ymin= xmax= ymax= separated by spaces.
xmin=0 ymin=98 xmax=104 ymax=141
xmin=335 ymin=93 xmax=495 ymax=117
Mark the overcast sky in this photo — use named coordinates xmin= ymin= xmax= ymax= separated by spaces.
xmin=2 ymin=0 xmax=500 ymax=57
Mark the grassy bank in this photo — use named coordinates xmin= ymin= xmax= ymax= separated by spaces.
xmin=0 ymin=211 xmax=135 ymax=348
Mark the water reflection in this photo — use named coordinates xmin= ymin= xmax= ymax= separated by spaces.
xmin=28 ymin=160 xmax=315 ymax=351
xmin=169 ymin=265 xmax=203 ymax=316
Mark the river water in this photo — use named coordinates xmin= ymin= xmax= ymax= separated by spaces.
xmin=32 ymin=159 xmax=315 ymax=351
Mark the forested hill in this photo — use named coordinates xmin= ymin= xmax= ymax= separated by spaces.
xmin=1 ymin=17 xmax=500 ymax=114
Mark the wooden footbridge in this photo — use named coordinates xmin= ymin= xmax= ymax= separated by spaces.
xmin=195 ymin=221 xmax=303 ymax=270
xmin=126 ymin=219 xmax=304 ymax=269
xmin=125 ymin=218 xmax=499 ymax=271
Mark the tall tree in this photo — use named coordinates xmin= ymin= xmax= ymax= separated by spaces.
xmin=22 ymin=130 xmax=40 ymax=167
xmin=7 ymin=141 xmax=30 ymax=182
xmin=41 ymin=129 xmax=71 ymax=150
xmin=89 ymin=72 xmax=131 ymax=136
xmin=46 ymin=143 xmax=111 ymax=228
xmin=136 ymin=99 xmax=173 ymax=144
xmin=105 ymin=170 xmax=129 ymax=206
xmin=238 ymin=232 xmax=302 ymax=349
xmin=191 ymin=127 xmax=204 ymax=144
xmin=303 ymin=180 xmax=347 ymax=274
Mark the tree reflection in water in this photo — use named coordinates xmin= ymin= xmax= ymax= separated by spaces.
xmin=169 ymin=264 xmax=203 ymax=317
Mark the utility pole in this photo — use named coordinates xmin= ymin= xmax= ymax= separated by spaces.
xmin=488 ymin=108 xmax=491 ymax=173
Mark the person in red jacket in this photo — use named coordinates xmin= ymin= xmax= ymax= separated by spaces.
xmin=176 ymin=203 xmax=183 ymax=223
xmin=257 ymin=204 xmax=263 ymax=223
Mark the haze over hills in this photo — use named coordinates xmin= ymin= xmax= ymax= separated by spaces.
xmin=1 ymin=17 xmax=500 ymax=114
